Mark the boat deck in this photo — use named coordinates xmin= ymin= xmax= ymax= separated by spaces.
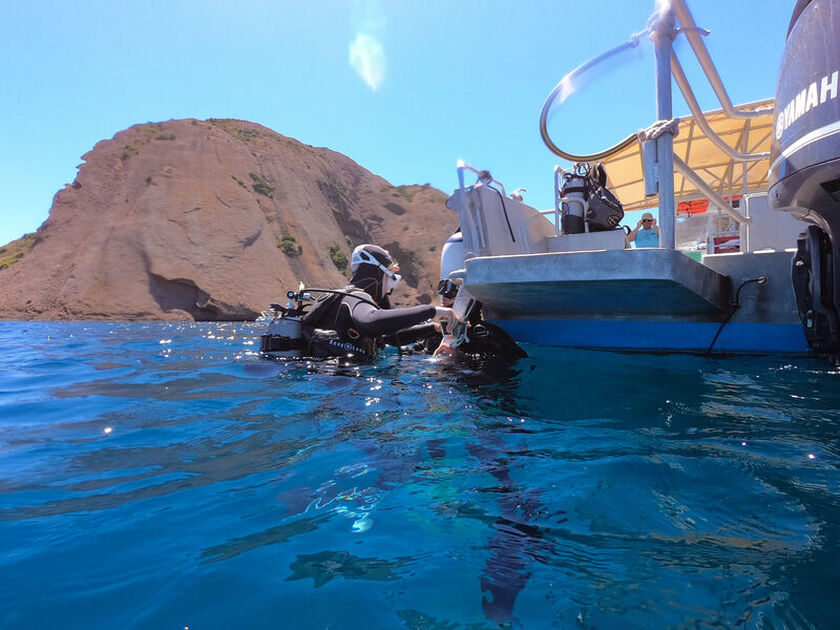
xmin=466 ymin=249 xmax=733 ymax=321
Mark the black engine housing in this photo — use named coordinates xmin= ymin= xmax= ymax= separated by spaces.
xmin=770 ymin=0 xmax=840 ymax=353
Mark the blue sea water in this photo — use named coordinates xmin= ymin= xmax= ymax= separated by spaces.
xmin=1 ymin=322 xmax=839 ymax=630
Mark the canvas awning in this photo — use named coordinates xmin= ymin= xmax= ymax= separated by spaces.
xmin=600 ymin=98 xmax=775 ymax=212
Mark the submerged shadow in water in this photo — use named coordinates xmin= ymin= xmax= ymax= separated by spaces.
xmin=285 ymin=549 xmax=411 ymax=588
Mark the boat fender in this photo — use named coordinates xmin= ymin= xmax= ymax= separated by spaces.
xmin=440 ymin=232 xmax=465 ymax=281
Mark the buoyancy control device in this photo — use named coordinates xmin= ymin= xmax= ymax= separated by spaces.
xmin=559 ymin=162 xmax=624 ymax=234
xmin=259 ymin=288 xmax=378 ymax=359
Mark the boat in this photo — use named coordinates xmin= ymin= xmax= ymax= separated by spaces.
xmin=441 ymin=0 xmax=840 ymax=357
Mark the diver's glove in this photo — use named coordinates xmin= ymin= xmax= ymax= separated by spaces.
xmin=433 ymin=335 xmax=457 ymax=356
xmin=434 ymin=307 xmax=459 ymax=333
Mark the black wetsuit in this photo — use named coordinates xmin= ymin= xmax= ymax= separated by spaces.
xmin=415 ymin=302 xmax=527 ymax=360
xmin=301 ymin=286 xmax=437 ymax=359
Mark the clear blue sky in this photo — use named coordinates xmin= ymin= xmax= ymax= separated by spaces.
xmin=0 ymin=0 xmax=792 ymax=245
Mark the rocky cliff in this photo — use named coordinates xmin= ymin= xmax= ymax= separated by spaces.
xmin=0 ymin=119 xmax=458 ymax=320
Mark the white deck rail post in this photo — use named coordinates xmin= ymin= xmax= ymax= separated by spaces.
xmin=652 ymin=6 xmax=676 ymax=250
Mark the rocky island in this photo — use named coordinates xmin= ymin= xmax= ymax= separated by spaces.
xmin=0 ymin=119 xmax=456 ymax=320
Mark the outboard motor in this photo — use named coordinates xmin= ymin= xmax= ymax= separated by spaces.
xmin=769 ymin=0 xmax=840 ymax=354
xmin=792 ymin=226 xmax=839 ymax=352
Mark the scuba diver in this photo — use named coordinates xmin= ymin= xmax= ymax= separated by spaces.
xmin=417 ymin=232 xmax=527 ymax=360
xmin=424 ymin=279 xmax=527 ymax=359
xmin=295 ymin=244 xmax=458 ymax=361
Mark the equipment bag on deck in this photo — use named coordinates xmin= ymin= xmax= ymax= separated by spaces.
xmin=585 ymin=162 xmax=624 ymax=232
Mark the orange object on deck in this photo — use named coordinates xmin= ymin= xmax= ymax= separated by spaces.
xmin=677 ymin=195 xmax=743 ymax=216
xmin=677 ymin=199 xmax=709 ymax=215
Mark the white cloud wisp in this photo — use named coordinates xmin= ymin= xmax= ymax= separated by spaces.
xmin=349 ymin=33 xmax=385 ymax=91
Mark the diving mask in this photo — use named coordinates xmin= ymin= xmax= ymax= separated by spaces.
xmin=436 ymin=279 xmax=459 ymax=299
xmin=383 ymin=265 xmax=402 ymax=295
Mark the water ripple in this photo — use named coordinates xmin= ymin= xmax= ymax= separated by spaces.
xmin=0 ymin=324 xmax=838 ymax=629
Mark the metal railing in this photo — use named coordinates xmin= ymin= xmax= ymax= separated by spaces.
xmin=539 ymin=0 xmax=772 ymax=251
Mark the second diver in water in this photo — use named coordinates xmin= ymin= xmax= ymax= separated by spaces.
xmin=412 ymin=230 xmax=526 ymax=360
xmin=420 ymin=278 xmax=527 ymax=360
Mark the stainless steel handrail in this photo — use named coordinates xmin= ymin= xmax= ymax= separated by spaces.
xmin=670 ymin=0 xmax=774 ymax=120
xmin=540 ymin=1 xmax=773 ymax=165
xmin=553 ymin=166 xmax=562 ymax=236
xmin=671 ymin=52 xmax=771 ymax=161
xmin=539 ymin=32 xmax=646 ymax=162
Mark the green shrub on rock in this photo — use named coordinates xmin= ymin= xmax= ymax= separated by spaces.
xmin=250 ymin=173 xmax=275 ymax=198
xmin=329 ymin=244 xmax=347 ymax=271
xmin=278 ymin=234 xmax=302 ymax=256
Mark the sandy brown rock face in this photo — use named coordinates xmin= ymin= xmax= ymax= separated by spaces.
xmin=0 ymin=119 xmax=458 ymax=320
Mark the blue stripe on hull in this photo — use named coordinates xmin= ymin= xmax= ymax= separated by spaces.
xmin=494 ymin=319 xmax=811 ymax=354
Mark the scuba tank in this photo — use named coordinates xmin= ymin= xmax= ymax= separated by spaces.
xmin=440 ymin=232 xmax=465 ymax=283
xmin=259 ymin=289 xmax=309 ymax=356
xmin=558 ymin=162 xmax=623 ymax=234
xmin=439 ymin=231 xmax=473 ymax=323
xmin=559 ymin=163 xmax=589 ymax=234
xmin=259 ymin=286 xmax=380 ymax=359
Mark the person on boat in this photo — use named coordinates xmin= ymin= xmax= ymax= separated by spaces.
xmin=626 ymin=211 xmax=660 ymax=248
xmin=299 ymin=244 xmax=457 ymax=360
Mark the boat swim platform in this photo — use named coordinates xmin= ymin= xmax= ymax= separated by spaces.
xmin=464 ymin=248 xmax=733 ymax=321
